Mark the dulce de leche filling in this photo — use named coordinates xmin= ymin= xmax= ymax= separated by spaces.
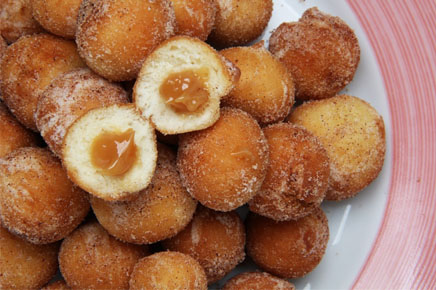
xmin=90 ymin=129 xmax=137 ymax=176
xmin=159 ymin=69 xmax=209 ymax=113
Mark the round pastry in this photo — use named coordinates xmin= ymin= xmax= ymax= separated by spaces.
xmin=246 ymin=209 xmax=329 ymax=278
xmin=91 ymin=143 xmax=197 ymax=244
xmin=0 ymin=102 xmax=39 ymax=158
xmin=177 ymin=107 xmax=269 ymax=211
xmin=0 ymin=33 xmax=85 ymax=131
xmin=134 ymin=36 xmax=240 ymax=134
xmin=163 ymin=206 xmax=246 ymax=284
xmin=76 ymin=0 xmax=176 ymax=81
xmin=129 ymin=251 xmax=208 ymax=290
xmin=220 ymin=43 xmax=295 ymax=125
xmin=41 ymin=280 xmax=70 ymax=290
xmin=223 ymin=272 xmax=295 ymax=290
xmin=59 ymin=221 xmax=148 ymax=290
xmin=0 ymin=0 xmax=44 ymax=43
xmin=31 ymin=0 xmax=83 ymax=39
xmin=208 ymin=0 xmax=273 ymax=48
xmin=288 ymin=94 xmax=386 ymax=200
xmin=62 ymin=104 xmax=157 ymax=201
xmin=248 ymin=122 xmax=329 ymax=221
xmin=0 ymin=147 xmax=90 ymax=244
xmin=269 ymin=7 xmax=360 ymax=100
xmin=0 ymin=225 xmax=59 ymax=290
xmin=35 ymin=68 xmax=129 ymax=157
xmin=171 ymin=0 xmax=217 ymax=41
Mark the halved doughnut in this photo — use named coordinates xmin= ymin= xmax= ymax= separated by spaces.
xmin=62 ymin=104 xmax=157 ymax=201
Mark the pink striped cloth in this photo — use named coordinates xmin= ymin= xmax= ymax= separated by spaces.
xmin=347 ymin=1 xmax=436 ymax=288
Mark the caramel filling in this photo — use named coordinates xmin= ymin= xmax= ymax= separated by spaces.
xmin=160 ymin=69 xmax=209 ymax=113
xmin=91 ymin=129 xmax=137 ymax=176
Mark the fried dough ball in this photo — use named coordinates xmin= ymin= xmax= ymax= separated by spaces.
xmin=163 ymin=206 xmax=246 ymax=284
xmin=0 ymin=34 xmax=85 ymax=131
xmin=129 ymin=251 xmax=208 ymax=290
xmin=288 ymin=94 xmax=386 ymax=200
xmin=0 ymin=226 xmax=59 ymax=290
xmin=91 ymin=143 xmax=197 ymax=244
xmin=31 ymin=0 xmax=82 ymax=39
xmin=208 ymin=0 xmax=273 ymax=48
xmin=42 ymin=280 xmax=71 ymax=290
xmin=59 ymin=221 xmax=148 ymax=290
xmin=246 ymin=209 xmax=329 ymax=278
xmin=223 ymin=272 xmax=295 ymax=290
xmin=269 ymin=7 xmax=360 ymax=100
xmin=0 ymin=0 xmax=44 ymax=43
xmin=0 ymin=147 xmax=90 ymax=244
xmin=171 ymin=0 xmax=217 ymax=41
xmin=0 ymin=102 xmax=39 ymax=158
xmin=220 ymin=43 xmax=295 ymax=125
xmin=249 ymin=123 xmax=329 ymax=221
xmin=177 ymin=107 xmax=269 ymax=211
xmin=76 ymin=0 xmax=176 ymax=81
xmin=35 ymin=68 xmax=129 ymax=157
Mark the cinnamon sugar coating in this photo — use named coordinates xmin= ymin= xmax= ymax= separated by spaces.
xmin=223 ymin=272 xmax=295 ymax=290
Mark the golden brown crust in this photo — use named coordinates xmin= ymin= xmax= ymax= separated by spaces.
xmin=129 ymin=251 xmax=208 ymax=290
xmin=0 ymin=147 xmax=90 ymax=244
xmin=177 ymin=107 xmax=269 ymax=211
xmin=171 ymin=0 xmax=217 ymax=41
xmin=246 ymin=208 xmax=329 ymax=279
xmin=91 ymin=143 xmax=197 ymax=244
xmin=41 ymin=280 xmax=71 ymax=290
xmin=223 ymin=272 xmax=295 ymax=290
xmin=0 ymin=34 xmax=85 ymax=131
xmin=59 ymin=221 xmax=148 ymax=290
xmin=163 ymin=206 xmax=246 ymax=284
xmin=31 ymin=0 xmax=82 ymax=39
xmin=208 ymin=0 xmax=273 ymax=48
xmin=76 ymin=0 xmax=176 ymax=81
xmin=0 ymin=35 xmax=6 ymax=59
xmin=288 ymin=94 xmax=386 ymax=200
xmin=269 ymin=7 xmax=360 ymax=100
xmin=0 ymin=0 xmax=44 ymax=43
xmin=249 ymin=122 xmax=329 ymax=221
xmin=220 ymin=44 xmax=295 ymax=125
xmin=0 ymin=102 xmax=39 ymax=158
xmin=35 ymin=68 xmax=128 ymax=157
xmin=0 ymin=226 xmax=59 ymax=290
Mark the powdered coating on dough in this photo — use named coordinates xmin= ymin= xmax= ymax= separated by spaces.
xmin=0 ymin=102 xmax=38 ymax=158
xmin=0 ymin=0 xmax=44 ymax=43
xmin=288 ymin=94 xmax=386 ymax=200
xmin=35 ymin=68 xmax=128 ymax=157
xmin=249 ymin=122 xmax=329 ymax=221
xmin=59 ymin=221 xmax=148 ymax=290
xmin=163 ymin=206 xmax=246 ymax=283
xmin=221 ymin=44 xmax=295 ymax=125
xmin=246 ymin=208 xmax=329 ymax=279
xmin=177 ymin=107 xmax=269 ymax=211
xmin=31 ymin=0 xmax=83 ymax=38
xmin=223 ymin=272 xmax=295 ymax=290
xmin=269 ymin=7 xmax=360 ymax=100
xmin=129 ymin=251 xmax=207 ymax=290
xmin=0 ymin=147 xmax=90 ymax=244
xmin=0 ymin=34 xmax=85 ymax=131
xmin=0 ymin=226 xmax=59 ymax=290
xmin=76 ymin=0 xmax=176 ymax=81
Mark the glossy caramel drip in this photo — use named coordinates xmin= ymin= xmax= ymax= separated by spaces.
xmin=91 ymin=129 xmax=137 ymax=176
xmin=160 ymin=69 xmax=209 ymax=113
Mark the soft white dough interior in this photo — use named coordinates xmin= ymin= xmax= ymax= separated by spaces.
xmin=63 ymin=105 xmax=157 ymax=200
xmin=134 ymin=38 xmax=233 ymax=134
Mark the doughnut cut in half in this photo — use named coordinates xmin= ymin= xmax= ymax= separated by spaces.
xmin=62 ymin=104 xmax=157 ymax=201
xmin=133 ymin=36 xmax=239 ymax=134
